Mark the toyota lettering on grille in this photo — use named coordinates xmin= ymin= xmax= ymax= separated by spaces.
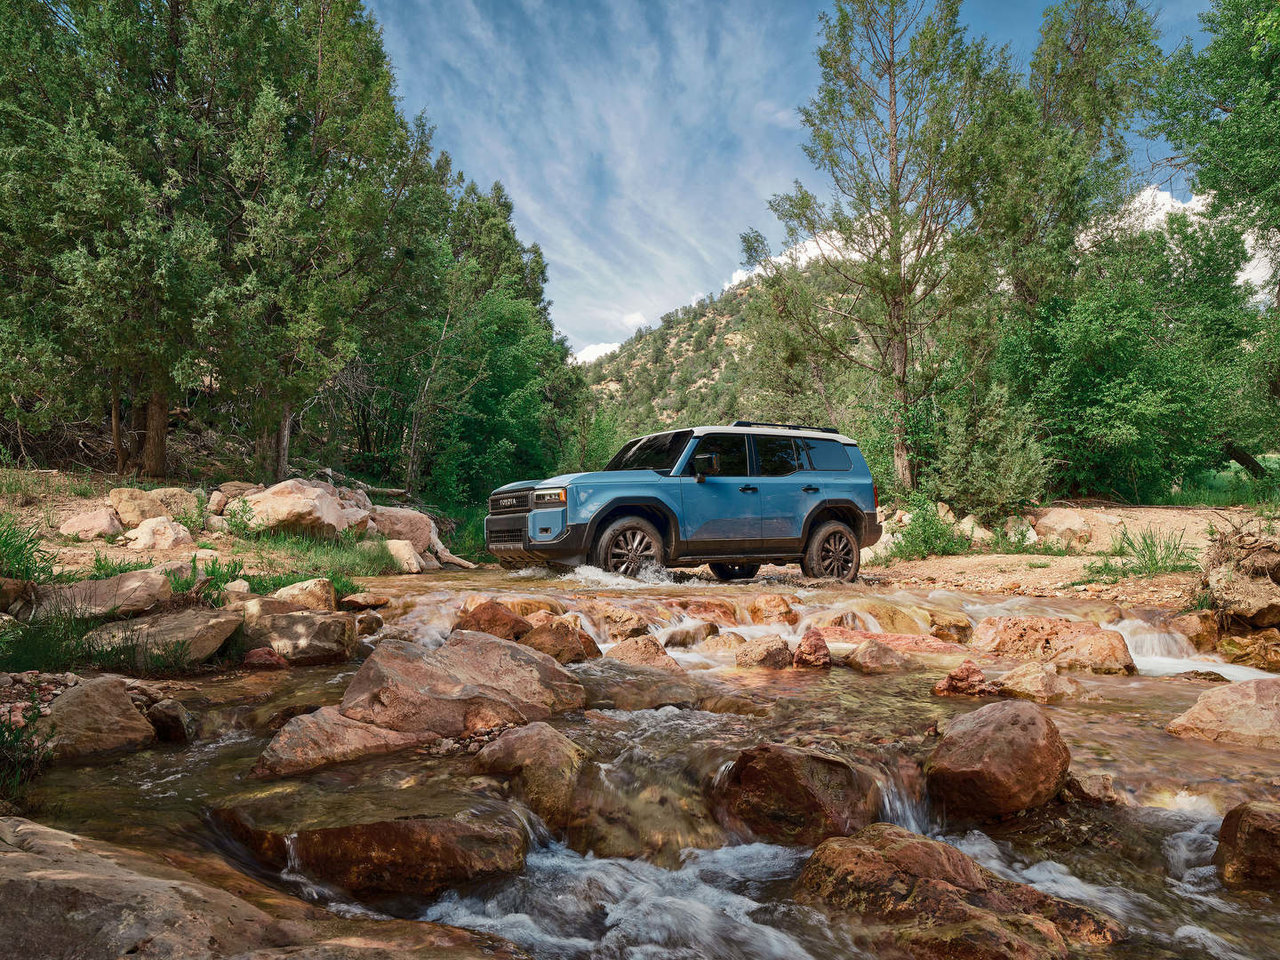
xmin=499 ymin=497 xmax=519 ymax=508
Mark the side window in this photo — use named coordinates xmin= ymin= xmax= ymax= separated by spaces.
xmin=756 ymin=435 xmax=801 ymax=476
xmin=798 ymin=438 xmax=853 ymax=471
xmin=688 ymin=434 xmax=750 ymax=476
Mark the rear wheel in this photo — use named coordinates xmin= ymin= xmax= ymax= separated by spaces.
xmin=801 ymin=520 xmax=861 ymax=581
xmin=708 ymin=562 xmax=760 ymax=582
xmin=591 ymin=516 xmax=666 ymax=578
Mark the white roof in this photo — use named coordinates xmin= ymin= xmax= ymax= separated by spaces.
xmin=630 ymin=424 xmax=857 ymax=445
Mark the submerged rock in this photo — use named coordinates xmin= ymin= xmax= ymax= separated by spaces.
xmin=146 ymin=698 xmax=196 ymax=743
xmin=926 ymin=700 xmax=1071 ymax=818
xmin=39 ymin=676 xmax=156 ymax=760
xmin=662 ymin=619 xmax=718 ymax=649
xmin=844 ymin=637 xmax=911 ymax=674
xmin=795 ymin=823 xmax=1124 ymax=959
xmin=995 ymin=662 xmax=1090 ymax=703
xmin=1214 ymin=800 xmax=1280 ymax=891
xmin=476 ymin=722 xmax=586 ymax=830
xmin=748 ymin=593 xmax=799 ymax=626
xmin=971 ymin=616 xmax=1136 ymax=674
xmin=711 ymin=744 xmax=882 ymax=846
xmin=252 ymin=706 xmax=435 ymax=778
xmin=1165 ymin=677 xmax=1280 ymax=749
xmin=573 ymin=657 xmax=700 ymax=711
xmin=932 ymin=659 xmax=999 ymax=698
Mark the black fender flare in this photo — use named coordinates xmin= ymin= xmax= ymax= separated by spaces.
xmin=801 ymin=499 xmax=869 ymax=546
xmin=584 ymin=497 xmax=684 ymax=557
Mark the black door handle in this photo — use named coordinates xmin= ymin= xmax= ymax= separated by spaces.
xmin=739 ymin=485 xmax=758 ymax=493
xmin=802 ymin=485 xmax=820 ymax=493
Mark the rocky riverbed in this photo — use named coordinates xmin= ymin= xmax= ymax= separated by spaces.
xmin=5 ymin=562 xmax=1278 ymax=959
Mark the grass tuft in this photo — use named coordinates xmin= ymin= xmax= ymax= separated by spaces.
xmin=1080 ymin=526 xmax=1200 ymax=583
xmin=0 ymin=696 xmax=48 ymax=808
xmin=0 ymin=513 xmax=55 ymax=583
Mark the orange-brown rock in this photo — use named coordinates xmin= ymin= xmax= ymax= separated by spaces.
xmin=476 ymin=722 xmax=587 ymax=830
xmin=521 ymin=616 xmax=602 ymax=664
xmin=1166 ymin=677 xmax=1280 ymax=749
xmin=971 ymin=616 xmax=1136 ymax=674
xmin=844 ymin=638 xmax=911 ymax=674
xmin=932 ymin=660 xmax=999 ymax=698
xmin=793 ymin=629 xmax=831 ymax=668
xmin=606 ymin=635 xmax=684 ymax=674
xmin=748 ymin=593 xmax=799 ymax=626
xmin=735 ymin=635 xmax=792 ymax=669
xmin=665 ymin=596 xmax=740 ymax=626
xmin=453 ymin=600 xmax=532 ymax=640
xmin=1214 ymin=801 xmax=1280 ymax=891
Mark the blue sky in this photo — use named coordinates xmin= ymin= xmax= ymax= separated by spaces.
xmin=367 ymin=0 xmax=1209 ymax=356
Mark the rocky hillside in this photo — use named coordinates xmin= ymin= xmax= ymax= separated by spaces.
xmin=582 ymin=283 xmax=760 ymax=435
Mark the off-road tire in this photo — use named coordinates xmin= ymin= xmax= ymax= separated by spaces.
xmin=708 ymin=562 xmax=760 ymax=581
xmin=801 ymin=520 xmax=861 ymax=581
xmin=591 ymin=516 xmax=666 ymax=578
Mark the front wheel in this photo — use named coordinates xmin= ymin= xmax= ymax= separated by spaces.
xmin=591 ymin=516 xmax=667 ymax=578
xmin=708 ymin=562 xmax=760 ymax=582
xmin=801 ymin=520 xmax=861 ymax=581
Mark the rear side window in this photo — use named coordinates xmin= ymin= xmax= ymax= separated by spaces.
xmin=688 ymin=434 xmax=750 ymax=476
xmin=798 ymin=438 xmax=853 ymax=471
xmin=756 ymin=435 xmax=802 ymax=476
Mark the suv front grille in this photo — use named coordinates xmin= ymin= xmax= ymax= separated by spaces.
xmin=488 ymin=490 xmax=532 ymax=515
xmin=487 ymin=527 xmax=525 ymax=545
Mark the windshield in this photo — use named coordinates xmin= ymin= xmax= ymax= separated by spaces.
xmin=604 ymin=430 xmax=693 ymax=474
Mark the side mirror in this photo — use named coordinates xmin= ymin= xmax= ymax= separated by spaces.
xmin=692 ymin=452 xmax=719 ymax=482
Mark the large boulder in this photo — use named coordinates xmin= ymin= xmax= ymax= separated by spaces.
xmin=748 ymin=593 xmax=799 ymax=626
xmin=926 ymin=700 xmax=1071 ymax=818
xmin=29 ymin=569 xmax=171 ymax=620
xmin=1165 ymin=678 xmax=1280 ymax=749
xmin=252 ymin=706 xmax=435 ymax=778
xmin=39 ymin=676 xmax=156 ymax=760
xmin=1213 ymin=800 xmax=1280 ymax=891
xmin=606 ymin=635 xmax=684 ymax=674
xmin=214 ymin=809 xmax=526 ymax=899
xmin=0 ymin=818 xmax=297 ymax=959
xmin=521 ymin=616 xmax=601 ymax=664
xmin=573 ymin=657 xmax=702 ymax=712
xmin=476 ymin=722 xmax=586 ymax=830
xmin=454 ymin=600 xmax=531 ymax=640
xmin=370 ymin=504 xmax=476 ymax=568
xmin=1167 ymin=610 xmax=1219 ymax=653
xmin=796 ymin=823 xmax=1124 ymax=959
xmin=1205 ymin=531 xmax=1280 ymax=629
xmin=242 ymin=480 xmax=370 ymax=538
xmin=58 ymin=508 xmax=123 ymax=540
xmin=1219 ymin=628 xmax=1280 ymax=672
xmin=735 ymin=635 xmax=793 ymax=669
xmin=83 ymin=607 xmax=242 ymax=666
xmin=995 ymin=662 xmax=1089 ymax=703
xmin=711 ymin=744 xmax=882 ymax=846
xmin=109 ymin=487 xmax=198 ymax=528
xmin=270 ymin=578 xmax=336 ymax=612
xmin=1034 ymin=507 xmax=1092 ymax=548
xmin=243 ymin=611 xmax=357 ymax=665
xmin=971 ymin=616 xmax=1136 ymax=674
xmin=340 ymin=633 xmax=585 ymax=736
xmin=124 ymin=516 xmax=194 ymax=551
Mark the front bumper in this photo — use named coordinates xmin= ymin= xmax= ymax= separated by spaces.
xmin=485 ymin=512 xmax=590 ymax=566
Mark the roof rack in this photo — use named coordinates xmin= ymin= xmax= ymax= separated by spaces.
xmin=731 ymin=420 xmax=841 ymax=435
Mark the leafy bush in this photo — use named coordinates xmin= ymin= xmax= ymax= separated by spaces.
xmin=880 ymin=493 xmax=972 ymax=561
xmin=0 ymin=697 xmax=48 ymax=807
xmin=0 ymin=513 xmax=55 ymax=583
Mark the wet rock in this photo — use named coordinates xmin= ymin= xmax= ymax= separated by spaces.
xmin=244 ymin=611 xmax=357 ymax=665
xmin=666 ymin=596 xmax=739 ymax=626
xmin=58 ymin=508 xmax=124 ymax=540
xmin=355 ymin=610 xmax=383 ymax=638
xmin=1219 ymin=627 xmax=1280 ymax=672
xmin=928 ymin=610 xmax=972 ymax=645
xmin=0 ymin=818 xmax=298 ymax=959
xmin=1165 ymin=677 xmax=1280 ymax=749
xmin=1034 ymin=507 xmax=1092 ymax=548
xmin=573 ymin=658 xmax=700 ymax=711
xmin=735 ymin=634 xmax=792 ymax=669
xmin=793 ymin=629 xmax=831 ymax=668
xmin=810 ymin=599 xmax=929 ymax=636
xmin=215 ymin=809 xmax=526 ymax=899
xmin=926 ymin=700 xmax=1071 ymax=818
xmin=83 ymin=607 xmax=242 ymax=666
xmin=662 ymin=619 xmax=718 ymax=648
xmin=748 ymin=593 xmax=799 ymax=626
xmin=1059 ymin=772 xmax=1131 ymax=807
xmin=252 ymin=705 xmax=435 ymax=777
xmin=1166 ymin=609 xmax=1219 ymax=653
xmin=1168 ymin=669 xmax=1230 ymax=682
xmin=796 ymin=823 xmax=1124 ymax=959
xmin=270 ymin=578 xmax=336 ymax=611
xmin=338 ymin=592 xmax=390 ymax=611
xmin=521 ymin=616 xmax=601 ymax=664
xmin=123 ymin=516 xmax=194 ymax=550
xmin=971 ymin=616 xmax=1136 ymax=674
xmin=109 ymin=486 xmax=198 ymax=528
xmin=146 ymin=698 xmax=196 ymax=743
xmin=476 ymin=722 xmax=586 ymax=830
xmin=454 ymin=599 xmax=532 ymax=640
xmin=607 ymin=635 xmax=684 ymax=674
xmin=932 ymin=659 xmax=1000 ymax=697
xmin=39 ymin=676 xmax=156 ymax=760
xmin=844 ymin=638 xmax=911 ymax=674
xmin=701 ymin=631 xmax=746 ymax=653
xmin=462 ymin=593 xmax=566 ymax=618
xmin=807 ymin=624 xmax=966 ymax=655
xmin=572 ymin=599 xmax=656 ymax=641
xmin=29 ymin=568 xmax=172 ymax=620
xmin=1214 ymin=800 xmax=1280 ymax=891
xmin=711 ymin=744 xmax=882 ymax=846
xmin=995 ymin=662 xmax=1089 ymax=703
xmin=340 ymin=633 xmax=585 ymax=735
xmin=242 ymin=647 xmax=289 ymax=671
xmin=370 ymin=504 xmax=475 ymax=568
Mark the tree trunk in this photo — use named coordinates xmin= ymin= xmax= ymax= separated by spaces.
xmin=142 ymin=386 xmax=168 ymax=478
xmin=110 ymin=382 xmax=125 ymax=475
xmin=1224 ymin=441 xmax=1269 ymax=479
xmin=274 ymin=403 xmax=293 ymax=482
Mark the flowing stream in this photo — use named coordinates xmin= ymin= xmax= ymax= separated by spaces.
xmin=28 ymin=568 xmax=1280 ymax=960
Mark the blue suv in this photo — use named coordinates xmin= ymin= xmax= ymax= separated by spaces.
xmin=485 ymin=422 xmax=881 ymax=581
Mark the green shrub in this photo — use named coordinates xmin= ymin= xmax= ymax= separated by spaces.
xmin=0 ymin=696 xmax=48 ymax=807
xmin=86 ymin=551 xmax=152 ymax=581
xmin=881 ymin=493 xmax=972 ymax=561
xmin=0 ymin=513 xmax=55 ymax=583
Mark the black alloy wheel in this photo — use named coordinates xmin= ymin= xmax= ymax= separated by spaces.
xmin=802 ymin=520 xmax=861 ymax=582
xmin=592 ymin=516 xmax=666 ymax=578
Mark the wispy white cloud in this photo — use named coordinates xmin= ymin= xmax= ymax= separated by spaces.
xmin=572 ymin=342 xmax=621 ymax=364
